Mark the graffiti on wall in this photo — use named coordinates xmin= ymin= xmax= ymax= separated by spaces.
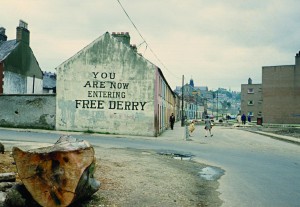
xmin=75 ymin=72 xmax=147 ymax=111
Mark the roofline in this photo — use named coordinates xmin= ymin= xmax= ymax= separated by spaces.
xmin=157 ymin=67 xmax=175 ymax=97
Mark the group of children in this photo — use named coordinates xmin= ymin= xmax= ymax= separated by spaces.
xmin=189 ymin=116 xmax=213 ymax=137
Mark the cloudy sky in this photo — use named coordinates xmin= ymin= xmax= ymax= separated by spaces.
xmin=1 ymin=0 xmax=300 ymax=91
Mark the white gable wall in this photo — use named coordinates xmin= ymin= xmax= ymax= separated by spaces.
xmin=56 ymin=33 xmax=156 ymax=136
xmin=3 ymin=71 xmax=26 ymax=94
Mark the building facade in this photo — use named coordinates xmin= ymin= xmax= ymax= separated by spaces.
xmin=0 ymin=20 xmax=43 ymax=94
xmin=262 ymin=51 xmax=300 ymax=124
xmin=241 ymin=78 xmax=262 ymax=122
xmin=55 ymin=32 xmax=175 ymax=137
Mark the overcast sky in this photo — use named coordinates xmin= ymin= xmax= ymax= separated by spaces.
xmin=1 ymin=0 xmax=300 ymax=91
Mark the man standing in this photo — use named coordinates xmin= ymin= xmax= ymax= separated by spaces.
xmin=241 ymin=114 xmax=246 ymax=125
xmin=169 ymin=113 xmax=175 ymax=130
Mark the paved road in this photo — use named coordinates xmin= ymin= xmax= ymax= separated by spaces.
xmin=0 ymin=123 xmax=299 ymax=207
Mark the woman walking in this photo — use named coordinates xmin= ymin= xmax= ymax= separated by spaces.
xmin=204 ymin=116 xmax=213 ymax=137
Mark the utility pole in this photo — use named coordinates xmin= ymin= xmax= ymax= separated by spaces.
xmin=181 ymin=75 xmax=185 ymax=127
xmin=216 ymin=88 xmax=219 ymax=120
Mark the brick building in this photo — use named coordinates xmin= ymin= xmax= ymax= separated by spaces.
xmin=262 ymin=51 xmax=300 ymax=124
xmin=241 ymin=78 xmax=262 ymax=122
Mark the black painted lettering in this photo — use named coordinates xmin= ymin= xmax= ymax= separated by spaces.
xmin=132 ymin=102 xmax=139 ymax=110
xmin=92 ymin=72 xmax=99 ymax=79
xmin=140 ymin=102 xmax=147 ymax=111
xmin=121 ymin=92 xmax=126 ymax=98
xmin=97 ymin=100 xmax=104 ymax=109
xmin=83 ymin=81 xmax=91 ymax=88
xmin=122 ymin=83 xmax=129 ymax=89
xmin=88 ymin=91 xmax=92 ymax=97
xmin=75 ymin=100 xmax=82 ymax=108
xmin=93 ymin=81 xmax=99 ymax=88
xmin=107 ymin=91 xmax=112 ymax=98
xmin=90 ymin=100 xmax=97 ymax=109
xmin=124 ymin=101 xmax=131 ymax=110
xmin=117 ymin=101 xmax=123 ymax=110
xmin=117 ymin=83 xmax=122 ymax=89
xmin=110 ymin=82 xmax=116 ymax=89
xmin=99 ymin=82 xmax=105 ymax=88
xmin=109 ymin=72 xmax=116 ymax=79
xmin=109 ymin=101 xmax=116 ymax=109
xmin=82 ymin=100 xmax=90 ymax=108
xmin=101 ymin=72 xmax=107 ymax=79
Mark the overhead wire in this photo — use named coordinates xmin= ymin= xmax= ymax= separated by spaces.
xmin=116 ymin=0 xmax=181 ymax=80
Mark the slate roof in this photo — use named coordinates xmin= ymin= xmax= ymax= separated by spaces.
xmin=43 ymin=72 xmax=56 ymax=89
xmin=0 ymin=40 xmax=19 ymax=62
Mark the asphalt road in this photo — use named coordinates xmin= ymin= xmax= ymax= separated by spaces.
xmin=0 ymin=126 xmax=299 ymax=207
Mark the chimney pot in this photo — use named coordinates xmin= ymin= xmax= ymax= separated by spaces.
xmin=0 ymin=27 xmax=7 ymax=41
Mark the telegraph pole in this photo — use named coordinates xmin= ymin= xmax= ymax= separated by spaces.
xmin=181 ymin=75 xmax=184 ymax=127
xmin=216 ymin=88 xmax=219 ymax=120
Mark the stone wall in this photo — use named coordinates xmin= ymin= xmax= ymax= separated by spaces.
xmin=0 ymin=94 xmax=56 ymax=129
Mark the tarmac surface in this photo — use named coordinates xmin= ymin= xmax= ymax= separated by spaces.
xmin=159 ymin=121 xmax=300 ymax=145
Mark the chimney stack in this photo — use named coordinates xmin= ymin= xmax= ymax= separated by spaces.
xmin=295 ymin=51 xmax=300 ymax=70
xmin=16 ymin=19 xmax=30 ymax=45
xmin=112 ymin=32 xmax=130 ymax=46
xmin=248 ymin=78 xmax=252 ymax=85
xmin=0 ymin=27 xmax=7 ymax=42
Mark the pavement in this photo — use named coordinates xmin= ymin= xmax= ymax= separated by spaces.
xmin=0 ymin=121 xmax=299 ymax=145
xmin=159 ymin=121 xmax=300 ymax=145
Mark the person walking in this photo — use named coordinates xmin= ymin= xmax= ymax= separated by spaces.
xmin=204 ymin=116 xmax=213 ymax=137
xmin=241 ymin=114 xmax=246 ymax=125
xmin=247 ymin=114 xmax=251 ymax=123
xmin=169 ymin=113 xmax=175 ymax=130
xmin=189 ymin=120 xmax=195 ymax=136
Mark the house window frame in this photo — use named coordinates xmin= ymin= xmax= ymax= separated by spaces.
xmin=248 ymin=88 xmax=254 ymax=94
xmin=248 ymin=100 xmax=254 ymax=105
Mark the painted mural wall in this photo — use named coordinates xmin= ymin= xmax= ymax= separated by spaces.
xmin=56 ymin=32 xmax=156 ymax=136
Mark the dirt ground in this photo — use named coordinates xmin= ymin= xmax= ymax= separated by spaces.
xmin=0 ymin=145 xmax=223 ymax=207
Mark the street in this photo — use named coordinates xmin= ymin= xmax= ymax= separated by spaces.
xmin=0 ymin=124 xmax=299 ymax=207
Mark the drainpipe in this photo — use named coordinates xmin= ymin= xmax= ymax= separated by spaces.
xmin=32 ymin=75 xmax=35 ymax=94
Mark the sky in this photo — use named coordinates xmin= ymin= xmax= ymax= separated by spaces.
xmin=1 ymin=0 xmax=300 ymax=91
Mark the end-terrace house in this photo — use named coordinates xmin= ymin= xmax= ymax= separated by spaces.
xmin=56 ymin=32 xmax=175 ymax=137
xmin=0 ymin=20 xmax=43 ymax=94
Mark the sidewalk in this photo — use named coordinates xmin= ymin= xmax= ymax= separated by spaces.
xmin=159 ymin=122 xmax=300 ymax=145
xmin=248 ymin=130 xmax=300 ymax=145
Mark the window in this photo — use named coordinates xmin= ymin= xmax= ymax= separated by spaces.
xmin=248 ymin=112 xmax=253 ymax=116
xmin=248 ymin=88 xmax=254 ymax=93
xmin=248 ymin=100 xmax=254 ymax=105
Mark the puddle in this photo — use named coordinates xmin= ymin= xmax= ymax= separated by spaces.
xmin=157 ymin=150 xmax=194 ymax=161
xmin=198 ymin=166 xmax=224 ymax=181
